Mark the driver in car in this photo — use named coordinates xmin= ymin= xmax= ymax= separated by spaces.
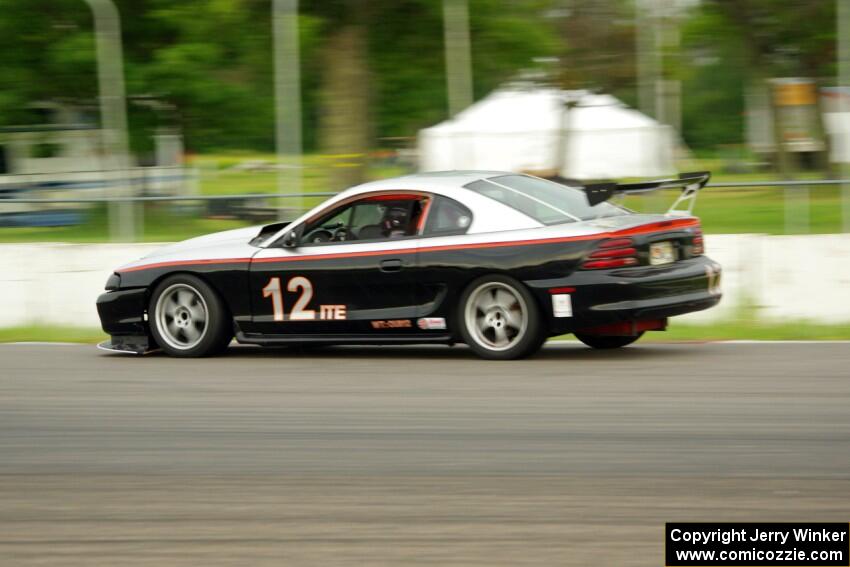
xmin=381 ymin=206 xmax=413 ymax=238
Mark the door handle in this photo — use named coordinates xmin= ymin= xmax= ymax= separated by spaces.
xmin=380 ymin=259 xmax=403 ymax=272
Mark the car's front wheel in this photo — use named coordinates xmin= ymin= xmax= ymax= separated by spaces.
xmin=574 ymin=332 xmax=644 ymax=349
xmin=149 ymin=274 xmax=233 ymax=357
xmin=458 ymin=275 xmax=545 ymax=360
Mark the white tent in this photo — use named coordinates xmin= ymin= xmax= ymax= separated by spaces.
xmin=418 ymin=87 xmax=677 ymax=179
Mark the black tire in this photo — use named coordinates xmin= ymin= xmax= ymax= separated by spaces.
xmin=149 ymin=274 xmax=233 ymax=357
xmin=574 ymin=331 xmax=644 ymax=349
xmin=457 ymin=275 xmax=546 ymax=360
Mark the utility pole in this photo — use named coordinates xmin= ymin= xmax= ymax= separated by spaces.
xmin=273 ymin=0 xmax=303 ymax=217
xmin=83 ymin=0 xmax=134 ymax=241
xmin=443 ymin=0 xmax=474 ymax=117
xmin=636 ymin=0 xmax=658 ymax=119
xmin=638 ymin=0 xmax=680 ymax=131
xmin=839 ymin=0 xmax=850 ymax=232
xmin=657 ymin=0 xmax=681 ymax=134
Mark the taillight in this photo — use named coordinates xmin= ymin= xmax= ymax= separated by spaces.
xmin=692 ymin=228 xmax=704 ymax=255
xmin=582 ymin=237 xmax=639 ymax=269
xmin=582 ymin=257 xmax=639 ymax=269
xmin=588 ymin=247 xmax=637 ymax=259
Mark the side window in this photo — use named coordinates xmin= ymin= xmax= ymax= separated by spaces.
xmin=300 ymin=194 xmax=428 ymax=245
xmin=423 ymin=196 xmax=472 ymax=236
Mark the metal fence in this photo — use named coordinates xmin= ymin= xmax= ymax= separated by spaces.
xmin=706 ymin=178 xmax=850 ymax=235
xmin=1 ymin=177 xmax=849 ymax=240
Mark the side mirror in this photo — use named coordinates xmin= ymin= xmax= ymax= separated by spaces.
xmin=282 ymin=228 xmax=301 ymax=248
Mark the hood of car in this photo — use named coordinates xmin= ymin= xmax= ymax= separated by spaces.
xmin=145 ymin=226 xmax=261 ymax=257
xmin=117 ymin=225 xmax=264 ymax=271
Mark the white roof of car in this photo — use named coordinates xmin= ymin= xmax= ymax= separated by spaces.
xmin=345 ymin=170 xmax=510 ymax=195
xmin=271 ymin=171 xmax=552 ymax=244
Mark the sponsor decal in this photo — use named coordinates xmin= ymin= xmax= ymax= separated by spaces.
xmin=371 ymin=319 xmax=413 ymax=330
xmin=551 ymin=294 xmax=573 ymax=318
xmin=417 ymin=317 xmax=447 ymax=330
xmin=318 ymin=305 xmax=347 ymax=320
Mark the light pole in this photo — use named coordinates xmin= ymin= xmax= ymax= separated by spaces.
xmin=273 ymin=0 xmax=303 ymax=218
xmin=443 ymin=0 xmax=473 ymax=117
xmin=83 ymin=0 xmax=134 ymax=241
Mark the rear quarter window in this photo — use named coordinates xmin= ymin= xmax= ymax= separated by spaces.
xmin=465 ymin=175 xmax=627 ymax=225
xmin=423 ymin=196 xmax=473 ymax=236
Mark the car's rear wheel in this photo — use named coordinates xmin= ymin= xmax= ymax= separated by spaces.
xmin=574 ymin=332 xmax=644 ymax=349
xmin=458 ymin=275 xmax=545 ymax=360
xmin=149 ymin=274 xmax=232 ymax=357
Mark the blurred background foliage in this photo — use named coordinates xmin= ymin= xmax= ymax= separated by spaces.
xmin=678 ymin=0 xmax=837 ymax=150
xmin=0 ymin=0 xmax=559 ymax=154
xmin=0 ymin=0 xmax=840 ymax=154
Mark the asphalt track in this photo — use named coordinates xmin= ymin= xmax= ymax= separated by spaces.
xmin=1 ymin=342 xmax=849 ymax=566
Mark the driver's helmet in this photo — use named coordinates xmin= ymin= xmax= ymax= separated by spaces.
xmin=381 ymin=206 xmax=410 ymax=237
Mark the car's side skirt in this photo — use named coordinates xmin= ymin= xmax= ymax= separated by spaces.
xmin=235 ymin=330 xmax=454 ymax=346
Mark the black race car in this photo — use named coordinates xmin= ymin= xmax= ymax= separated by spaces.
xmin=97 ymin=171 xmax=721 ymax=360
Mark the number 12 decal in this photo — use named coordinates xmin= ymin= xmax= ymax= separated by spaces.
xmin=262 ymin=277 xmax=285 ymax=321
xmin=262 ymin=276 xmax=347 ymax=321
xmin=287 ymin=276 xmax=315 ymax=320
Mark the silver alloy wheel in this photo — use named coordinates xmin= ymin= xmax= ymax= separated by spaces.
xmin=464 ymin=281 xmax=529 ymax=352
xmin=154 ymin=283 xmax=209 ymax=351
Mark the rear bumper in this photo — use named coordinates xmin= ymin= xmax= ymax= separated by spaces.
xmin=526 ymin=255 xmax=722 ymax=335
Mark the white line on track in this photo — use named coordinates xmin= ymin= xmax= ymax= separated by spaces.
xmin=0 ymin=342 xmax=93 ymax=347
xmin=714 ymin=339 xmax=850 ymax=344
xmin=2 ymin=340 xmax=850 ymax=349
xmin=548 ymin=339 xmax=850 ymax=345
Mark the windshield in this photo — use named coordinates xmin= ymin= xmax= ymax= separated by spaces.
xmin=464 ymin=175 xmax=627 ymax=225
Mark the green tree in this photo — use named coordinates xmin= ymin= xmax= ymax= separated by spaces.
xmin=0 ymin=0 xmax=558 ymax=161
xmin=305 ymin=0 xmax=558 ymax=187
xmin=550 ymin=0 xmax=637 ymax=102
xmin=678 ymin=0 xmax=836 ymax=151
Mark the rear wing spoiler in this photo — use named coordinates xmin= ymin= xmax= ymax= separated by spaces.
xmin=582 ymin=171 xmax=711 ymax=216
